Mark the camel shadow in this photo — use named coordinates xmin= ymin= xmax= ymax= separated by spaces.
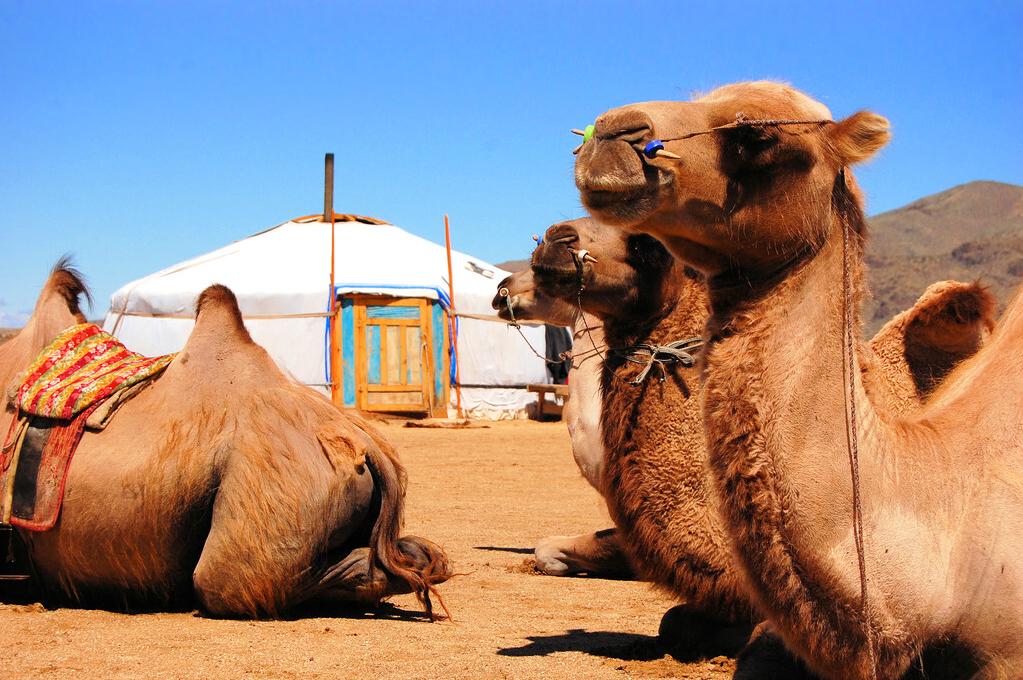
xmin=473 ymin=545 xmax=533 ymax=555
xmin=497 ymin=629 xmax=670 ymax=662
xmin=284 ymin=600 xmax=434 ymax=623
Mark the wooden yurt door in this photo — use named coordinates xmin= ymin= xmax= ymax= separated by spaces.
xmin=351 ymin=296 xmax=435 ymax=413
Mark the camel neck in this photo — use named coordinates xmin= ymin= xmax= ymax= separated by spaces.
xmin=602 ymin=266 xmax=691 ymax=348
xmin=700 ymin=219 xmax=889 ymax=668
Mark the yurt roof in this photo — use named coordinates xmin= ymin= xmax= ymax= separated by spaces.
xmin=107 ymin=214 xmax=508 ymax=320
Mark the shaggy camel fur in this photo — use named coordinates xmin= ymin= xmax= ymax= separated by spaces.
xmin=491 ymin=271 xmax=631 ymax=578
xmin=529 ymin=218 xmax=995 ymax=640
xmin=0 ymin=261 xmax=450 ymax=618
xmin=574 ymin=80 xmax=1022 ymax=678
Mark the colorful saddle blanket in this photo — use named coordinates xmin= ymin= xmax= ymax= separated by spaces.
xmin=1 ymin=324 xmax=174 ymax=531
xmin=14 ymin=323 xmax=174 ymax=419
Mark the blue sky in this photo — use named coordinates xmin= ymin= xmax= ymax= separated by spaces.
xmin=2 ymin=1 xmax=1021 ymax=325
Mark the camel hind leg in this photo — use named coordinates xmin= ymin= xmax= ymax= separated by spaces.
xmin=191 ymin=439 xmax=377 ymax=618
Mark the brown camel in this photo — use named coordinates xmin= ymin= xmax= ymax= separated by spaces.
xmin=574 ymin=81 xmax=1022 ymax=678
xmin=526 ymin=217 xmax=994 ymax=650
xmin=491 ymin=271 xmax=632 ymax=578
xmin=0 ymin=260 xmax=450 ymax=618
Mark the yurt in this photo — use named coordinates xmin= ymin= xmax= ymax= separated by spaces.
xmin=102 ymin=213 xmax=550 ymax=418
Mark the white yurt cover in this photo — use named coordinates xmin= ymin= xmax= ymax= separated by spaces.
xmin=102 ymin=216 xmax=549 ymax=418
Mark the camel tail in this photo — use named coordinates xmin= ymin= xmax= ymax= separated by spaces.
xmin=359 ymin=425 xmax=451 ymax=620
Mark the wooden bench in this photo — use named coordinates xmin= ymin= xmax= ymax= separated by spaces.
xmin=526 ymin=383 xmax=570 ymax=420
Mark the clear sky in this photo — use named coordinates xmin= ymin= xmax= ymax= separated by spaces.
xmin=2 ymin=1 xmax=1021 ymax=326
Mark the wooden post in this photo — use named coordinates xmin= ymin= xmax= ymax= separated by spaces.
xmin=444 ymin=214 xmax=464 ymax=418
xmin=325 ymin=153 xmax=339 ymax=405
xmin=324 ymin=153 xmax=335 ymax=223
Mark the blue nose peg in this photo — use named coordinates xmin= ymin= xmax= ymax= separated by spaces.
xmin=643 ymin=139 xmax=665 ymax=159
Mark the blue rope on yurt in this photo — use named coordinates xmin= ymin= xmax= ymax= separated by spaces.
xmin=324 ymin=283 xmax=457 ymax=388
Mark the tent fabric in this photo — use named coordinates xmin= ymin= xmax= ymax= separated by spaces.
xmin=102 ymin=217 xmax=549 ymax=416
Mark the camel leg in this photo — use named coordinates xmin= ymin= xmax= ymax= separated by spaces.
xmin=310 ymin=536 xmax=447 ymax=605
xmin=192 ymin=448 xmax=376 ymax=618
xmin=534 ymin=528 xmax=633 ymax=578
xmin=731 ymin=621 xmax=820 ymax=679
xmin=656 ymin=605 xmax=757 ymax=661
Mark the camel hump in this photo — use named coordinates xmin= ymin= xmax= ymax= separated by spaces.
xmin=193 ymin=284 xmax=252 ymax=342
xmin=871 ymin=280 xmax=996 ymax=405
xmin=176 ymin=283 xmax=266 ymax=375
xmin=39 ymin=255 xmax=92 ymax=321
xmin=902 ymin=280 xmax=995 ymax=353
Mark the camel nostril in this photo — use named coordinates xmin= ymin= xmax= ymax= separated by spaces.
xmin=544 ymin=224 xmax=580 ymax=247
xmin=599 ymin=125 xmax=651 ymax=144
xmin=595 ymin=110 xmax=655 ymax=144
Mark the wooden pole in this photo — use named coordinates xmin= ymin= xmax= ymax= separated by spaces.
xmin=444 ymin=214 xmax=464 ymax=418
xmin=324 ymin=153 xmax=335 ymax=223
xmin=325 ymin=153 xmax=339 ymax=405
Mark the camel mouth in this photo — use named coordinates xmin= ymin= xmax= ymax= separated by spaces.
xmin=575 ymin=142 xmax=664 ymax=228
xmin=580 ymin=186 xmax=661 ymax=229
xmin=496 ymin=297 xmax=532 ymax=321
xmin=531 ymin=262 xmax=584 ymax=290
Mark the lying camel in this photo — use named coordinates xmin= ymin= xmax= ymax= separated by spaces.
xmin=574 ymin=80 xmax=1022 ymax=678
xmin=492 ymin=270 xmax=632 ymax=578
xmin=524 ymin=218 xmax=995 ymax=653
xmin=0 ymin=260 xmax=450 ymax=618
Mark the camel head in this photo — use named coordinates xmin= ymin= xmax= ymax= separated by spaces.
xmin=491 ymin=269 xmax=577 ymax=327
xmin=528 ymin=217 xmax=682 ymax=322
xmin=574 ymin=81 xmax=891 ymax=276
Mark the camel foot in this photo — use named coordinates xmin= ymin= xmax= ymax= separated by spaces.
xmin=534 ymin=536 xmax=580 ymax=576
xmin=534 ymin=531 xmax=634 ymax=578
xmin=732 ymin=622 xmax=818 ymax=680
xmin=656 ymin=605 xmax=754 ymax=661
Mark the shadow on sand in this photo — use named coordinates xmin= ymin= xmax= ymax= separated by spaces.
xmin=498 ymin=629 xmax=672 ymax=662
xmin=473 ymin=545 xmax=534 ymax=555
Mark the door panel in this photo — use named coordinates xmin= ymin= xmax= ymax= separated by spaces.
xmin=350 ymin=296 xmax=433 ymax=413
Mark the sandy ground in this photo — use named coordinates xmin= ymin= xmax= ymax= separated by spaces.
xmin=1 ymin=420 xmax=735 ymax=679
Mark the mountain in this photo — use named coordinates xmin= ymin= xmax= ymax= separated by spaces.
xmin=864 ymin=180 xmax=1023 ymax=332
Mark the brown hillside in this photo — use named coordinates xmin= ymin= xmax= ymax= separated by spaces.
xmin=865 ymin=181 xmax=1023 ymax=333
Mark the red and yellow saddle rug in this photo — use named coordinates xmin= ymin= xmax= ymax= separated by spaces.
xmin=1 ymin=324 xmax=174 ymax=530
xmin=15 ymin=323 xmax=175 ymax=420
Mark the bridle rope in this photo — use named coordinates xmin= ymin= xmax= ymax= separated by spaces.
xmin=659 ymin=115 xmax=834 ymax=141
xmin=838 ymin=168 xmax=878 ymax=679
xmin=501 ymin=249 xmax=703 ymax=387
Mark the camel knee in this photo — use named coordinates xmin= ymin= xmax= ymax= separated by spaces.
xmin=192 ymin=550 xmax=292 ymax=618
xmin=192 ymin=566 xmax=251 ymax=618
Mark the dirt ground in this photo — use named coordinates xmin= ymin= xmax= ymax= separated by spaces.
xmin=1 ymin=420 xmax=736 ymax=679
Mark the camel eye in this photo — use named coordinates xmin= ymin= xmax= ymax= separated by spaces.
xmin=718 ymin=126 xmax=784 ymax=176
xmin=733 ymin=126 xmax=775 ymax=159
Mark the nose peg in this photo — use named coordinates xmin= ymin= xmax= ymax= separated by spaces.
xmin=571 ymin=124 xmax=597 ymax=154
xmin=643 ymin=140 xmax=681 ymax=160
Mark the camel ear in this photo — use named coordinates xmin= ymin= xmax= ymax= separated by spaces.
xmin=828 ymin=111 xmax=891 ymax=165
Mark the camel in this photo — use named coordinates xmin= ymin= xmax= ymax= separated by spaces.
xmin=491 ymin=270 xmax=632 ymax=578
xmin=0 ymin=260 xmax=451 ymax=618
xmin=524 ymin=217 xmax=995 ymax=646
xmin=573 ymin=80 xmax=1023 ymax=678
